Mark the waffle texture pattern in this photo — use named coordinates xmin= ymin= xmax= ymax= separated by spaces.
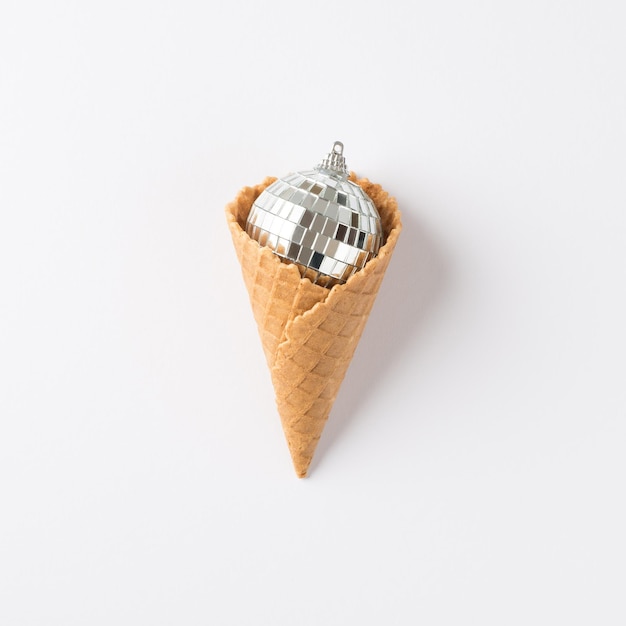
xmin=226 ymin=175 xmax=402 ymax=477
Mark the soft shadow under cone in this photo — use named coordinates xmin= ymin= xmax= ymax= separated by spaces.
xmin=226 ymin=175 xmax=402 ymax=477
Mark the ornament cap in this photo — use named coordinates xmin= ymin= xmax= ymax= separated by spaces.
xmin=317 ymin=140 xmax=349 ymax=177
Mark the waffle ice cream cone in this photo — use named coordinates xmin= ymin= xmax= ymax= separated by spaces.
xmin=226 ymin=175 xmax=402 ymax=477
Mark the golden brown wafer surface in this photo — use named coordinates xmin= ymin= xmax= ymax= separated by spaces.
xmin=226 ymin=175 xmax=402 ymax=477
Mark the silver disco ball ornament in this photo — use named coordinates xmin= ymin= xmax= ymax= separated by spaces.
xmin=245 ymin=141 xmax=383 ymax=288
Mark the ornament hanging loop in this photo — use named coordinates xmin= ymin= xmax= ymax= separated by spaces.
xmin=317 ymin=140 xmax=349 ymax=177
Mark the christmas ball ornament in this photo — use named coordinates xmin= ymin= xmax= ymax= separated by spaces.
xmin=245 ymin=141 xmax=383 ymax=288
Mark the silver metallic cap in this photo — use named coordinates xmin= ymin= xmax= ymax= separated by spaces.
xmin=316 ymin=141 xmax=348 ymax=177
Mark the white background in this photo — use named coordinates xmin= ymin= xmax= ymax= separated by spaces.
xmin=1 ymin=1 xmax=625 ymax=624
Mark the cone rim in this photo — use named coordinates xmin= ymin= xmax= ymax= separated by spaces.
xmin=225 ymin=174 xmax=402 ymax=322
